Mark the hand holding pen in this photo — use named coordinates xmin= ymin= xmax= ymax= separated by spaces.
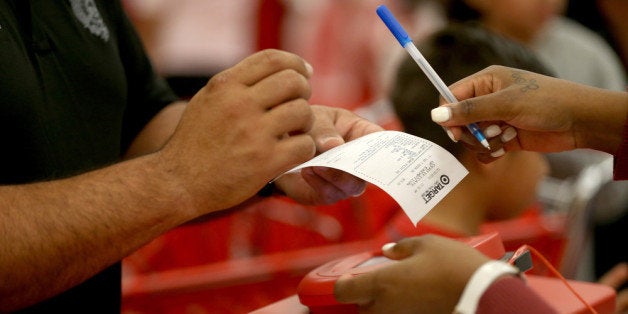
xmin=376 ymin=5 xmax=491 ymax=151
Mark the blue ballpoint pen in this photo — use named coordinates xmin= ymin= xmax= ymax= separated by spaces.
xmin=376 ymin=5 xmax=491 ymax=150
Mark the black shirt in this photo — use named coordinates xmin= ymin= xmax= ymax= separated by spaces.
xmin=0 ymin=0 xmax=178 ymax=312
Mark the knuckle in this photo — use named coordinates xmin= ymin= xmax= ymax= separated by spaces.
xmin=486 ymin=64 xmax=501 ymax=72
xmin=260 ymin=49 xmax=306 ymax=75
xmin=294 ymin=100 xmax=314 ymax=127
xmin=282 ymin=69 xmax=310 ymax=92
xmin=458 ymin=99 xmax=476 ymax=117
xmin=260 ymin=49 xmax=288 ymax=68
xmin=260 ymin=48 xmax=280 ymax=59
xmin=284 ymin=99 xmax=310 ymax=115
xmin=206 ymin=71 xmax=230 ymax=89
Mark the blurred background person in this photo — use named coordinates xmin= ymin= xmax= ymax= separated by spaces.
xmin=123 ymin=0 xmax=259 ymax=98
xmin=565 ymin=0 xmax=628 ymax=73
xmin=445 ymin=0 xmax=626 ymax=91
xmin=123 ymin=0 xmax=447 ymax=124
xmin=285 ymin=0 xmax=445 ymax=115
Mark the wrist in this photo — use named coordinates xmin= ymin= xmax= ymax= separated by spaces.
xmin=454 ymin=260 xmax=521 ymax=314
xmin=146 ymin=153 xmax=199 ymax=221
xmin=575 ymin=88 xmax=628 ymax=154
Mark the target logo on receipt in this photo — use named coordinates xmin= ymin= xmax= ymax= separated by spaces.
xmin=421 ymin=174 xmax=450 ymax=204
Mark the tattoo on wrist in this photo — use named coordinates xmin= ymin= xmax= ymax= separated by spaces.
xmin=511 ymin=71 xmax=539 ymax=92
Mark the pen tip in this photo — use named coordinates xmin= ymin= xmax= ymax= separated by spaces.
xmin=481 ymin=139 xmax=490 ymax=150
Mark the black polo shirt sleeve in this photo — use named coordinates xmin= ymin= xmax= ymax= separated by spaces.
xmin=106 ymin=0 xmax=180 ymax=152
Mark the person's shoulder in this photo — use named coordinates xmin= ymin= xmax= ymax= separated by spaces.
xmin=536 ymin=16 xmax=626 ymax=88
xmin=550 ymin=16 xmax=610 ymax=48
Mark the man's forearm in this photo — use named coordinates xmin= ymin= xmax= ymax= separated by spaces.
xmin=0 ymin=154 xmax=195 ymax=311
xmin=125 ymin=101 xmax=187 ymax=159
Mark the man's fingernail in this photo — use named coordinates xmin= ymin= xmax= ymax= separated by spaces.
xmin=353 ymin=185 xmax=367 ymax=197
xmin=490 ymin=148 xmax=505 ymax=158
xmin=305 ymin=62 xmax=314 ymax=77
xmin=485 ymin=125 xmax=502 ymax=138
xmin=318 ymin=135 xmax=342 ymax=144
xmin=431 ymin=107 xmax=452 ymax=123
xmin=501 ymin=127 xmax=517 ymax=142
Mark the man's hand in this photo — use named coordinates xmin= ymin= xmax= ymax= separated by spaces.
xmin=275 ymin=105 xmax=384 ymax=205
xmin=158 ymin=49 xmax=316 ymax=215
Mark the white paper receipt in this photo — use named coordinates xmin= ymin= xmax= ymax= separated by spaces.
xmin=282 ymin=130 xmax=468 ymax=226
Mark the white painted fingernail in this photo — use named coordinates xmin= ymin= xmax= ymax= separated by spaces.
xmin=501 ymin=127 xmax=517 ymax=142
xmin=431 ymin=107 xmax=452 ymax=123
xmin=485 ymin=125 xmax=502 ymax=138
xmin=490 ymin=148 xmax=505 ymax=158
xmin=446 ymin=128 xmax=458 ymax=143
xmin=382 ymin=242 xmax=396 ymax=252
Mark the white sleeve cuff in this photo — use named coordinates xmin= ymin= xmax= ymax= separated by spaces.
xmin=454 ymin=260 xmax=520 ymax=314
